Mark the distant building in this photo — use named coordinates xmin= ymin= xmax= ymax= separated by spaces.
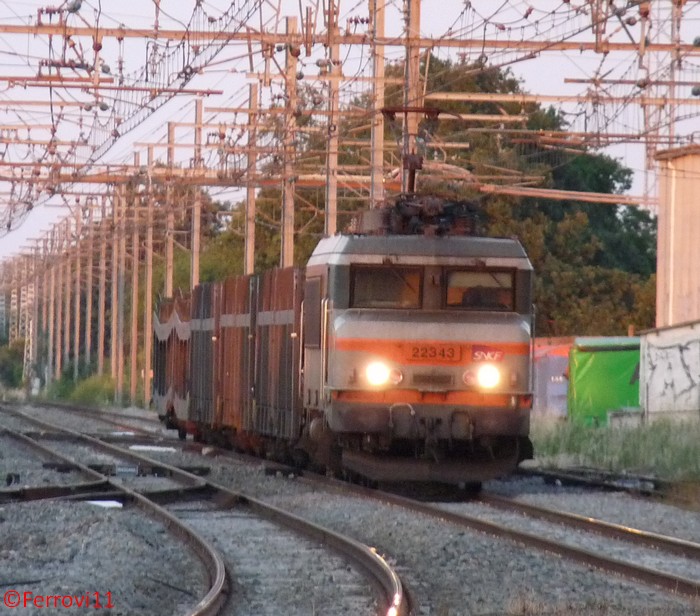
xmin=656 ymin=145 xmax=700 ymax=327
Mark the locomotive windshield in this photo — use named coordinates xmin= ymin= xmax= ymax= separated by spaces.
xmin=350 ymin=265 xmax=422 ymax=309
xmin=446 ymin=270 xmax=514 ymax=311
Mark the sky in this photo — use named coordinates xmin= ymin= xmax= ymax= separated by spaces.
xmin=0 ymin=0 xmax=698 ymax=258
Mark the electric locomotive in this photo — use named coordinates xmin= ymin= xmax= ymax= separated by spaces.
xmin=154 ymin=196 xmax=535 ymax=484
xmin=298 ymin=198 xmax=534 ymax=483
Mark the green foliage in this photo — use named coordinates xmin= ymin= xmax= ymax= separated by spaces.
xmin=0 ymin=339 xmax=25 ymax=388
xmin=151 ymin=245 xmax=192 ymax=301
xmin=69 ymin=374 xmax=115 ymax=407
xmin=594 ymin=206 xmax=657 ymax=277
xmin=214 ymin=187 xmax=327 ymax=274
xmin=44 ymin=371 xmax=76 ymax=400
xmin=200 ymin=228 xmax=245 ymax=282
xmin=553 ymin=151 xmax=632 ymax=195
xmin=531 ymin=417 xmax=700 ymax=481
xmin=481 ymin=193 xmax=655 ymax=335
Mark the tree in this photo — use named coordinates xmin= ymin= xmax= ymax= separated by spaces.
xmin=0 ymin=339 xmax=25 ymax=388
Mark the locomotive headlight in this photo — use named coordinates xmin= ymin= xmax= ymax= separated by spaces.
xmin=365 ymin=361 xmax=403 ymax=386
xmin=476 ymin=364 xmax=501 ymax=389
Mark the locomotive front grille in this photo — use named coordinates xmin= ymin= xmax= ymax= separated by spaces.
xmin=412 ymin=373 xmax=454 ymax=387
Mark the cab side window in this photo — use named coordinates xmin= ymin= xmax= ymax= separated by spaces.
xmin=303 ymin=278 xmax=322 ymax=348
xmin=350 ymin=266 xmax=422 ymax=309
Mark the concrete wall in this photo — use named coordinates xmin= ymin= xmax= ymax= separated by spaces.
xmin=641 ymin=320 xmax=700 ymax=422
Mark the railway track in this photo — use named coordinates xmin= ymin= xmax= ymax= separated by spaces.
xmin=105 ymin=434 xmax=700 ymax=616
xmin=0 ymin=405 xmax=410 ymax=616
xmin=297 ymin=476 xmax=700 ymax=599
xmin=0 ymin=408 xmax=226 ymax=615
xmin=15 ymin=401 xmax=166 ymax=436
xmin=477 ymin=491 xmax=700 ymax=561
xmin=113 ymin=434 xmax=700 ymax=614
xmin=430 ymin=493 xmax=700 ymax=596
xmin=517 ymin=466 xmax=664 ymax=495
xmin=282 ymin=481 xmax=699 ymax=613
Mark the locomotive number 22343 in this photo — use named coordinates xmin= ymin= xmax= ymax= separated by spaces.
xmin=407 ymin=344 xmax=462 ymax=361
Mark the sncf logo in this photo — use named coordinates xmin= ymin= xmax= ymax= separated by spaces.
xmin=472 ymin=345 xmax=504 ymax=362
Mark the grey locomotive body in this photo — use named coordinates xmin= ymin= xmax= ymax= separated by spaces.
xmin=300 ymin=234 xmax=534 ymax=483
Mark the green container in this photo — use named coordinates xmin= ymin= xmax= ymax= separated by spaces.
xmin=567 ymin=337 xmax=640 ymax=426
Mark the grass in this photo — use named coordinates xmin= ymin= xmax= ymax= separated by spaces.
xmin=530 ymin=416 xmax=700 ymax=482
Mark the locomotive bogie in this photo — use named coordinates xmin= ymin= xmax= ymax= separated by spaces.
xmin=339 ymin=438 xmax=527 ymax=483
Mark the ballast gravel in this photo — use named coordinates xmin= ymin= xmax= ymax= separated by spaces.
xmin=18 ymin=404 xmax=169 ymax=437
xmin=488 ymin=474 xmax=700 ymax=542
xmin=141 ymin=447 xmax=700 ymax=616
xmin=5 ymin=405 xmax=700 ymax=615
xmin=0 ymin=501 xmax=207 ymax=616
xmin=257 ymin=488 xmax=698 ymax=616
xmin=168 ymin=500 xmax=376 ymax=616
xmin=0 ymin=435 xmax=93 ymax=489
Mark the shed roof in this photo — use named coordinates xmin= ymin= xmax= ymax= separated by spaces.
xmin=573 ymin=336 xmax=640 ymax=352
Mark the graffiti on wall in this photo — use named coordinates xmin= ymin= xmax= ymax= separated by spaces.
xmin=643 ymin=340 xmax=700 ymax=414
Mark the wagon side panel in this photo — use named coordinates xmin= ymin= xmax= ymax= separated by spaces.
xmin=219 ymin=275 xmax=253 ymax=432
xmin=250 ymin=267 xmax=304 ymax=439
xmin=190 ymin=284 xmax=216 ymax=425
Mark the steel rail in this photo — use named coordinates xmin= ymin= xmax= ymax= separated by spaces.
xmin=479 ymin=493 xmax=700 ymax=561
xmin=516 ymin=467 xmax=668 ymax=494
xmin=514 ymin=467 xmax=700 ymax=517
xmin=277 ymin=471 xmax=700 ymax=601
xmin=4 ymin=406 xmax=409 ymax=616
xmin=223 ymin=489 xmax=409 ymax=616
xmin=0 ymin=426 xmax=110 ymax=503
xmin=1 ymin=406 xmax=207 ymax=489
xmin=18 ymin=432 xmax=176 ymax=447
xmin=0 ymin=408 xmax=228 ymax=616
xmin=372 ymin=490 xmax=700 ymax=599
xmin=26 ymin=400 xmax=163 ymax=430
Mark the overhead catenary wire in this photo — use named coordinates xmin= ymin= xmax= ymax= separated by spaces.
xmin=0 ymin=0 xmax=696 ymax=248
